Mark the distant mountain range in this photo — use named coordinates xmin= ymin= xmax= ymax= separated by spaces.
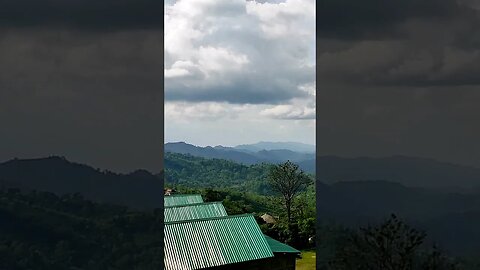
xmin=3 ymin=151 xmax=480 ymax=209
xmin=165 ymin=142 xmax=480 ymax=189
xmin=2 ymin=154 xmax=480 ymax=256
xmin=318 ymin=180 xmax=480 ymax=223
xmin=314 ymin=156 xmax=480 ymax=255
xmin=234 ymin=141 xmax=315 ymax=153
xmin=0 ymin=156 xmax=162 ymax=209
xmin=317 ymin=180 xmax=480 ymax=256
xmin=165 ymin=142 xmax=316 ymax=173
xmin=317 ymin=155 xmax=480 ymax=190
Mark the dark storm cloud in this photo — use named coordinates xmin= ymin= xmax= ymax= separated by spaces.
xmin=316 ymin=0 xmax=480 ymax=87
xmin=0 ymin=0 xmax=162 ymax=172
xmin=0 ymin=28 xmax=163 ymax=173
xmin=0 ymin=0 xmax=163 ymax=30
xmin=0 ymin=30 xmax=161 ymax=95
xmin=317 ymin=86 xmax=480 ymax=167
xmin=317 ymin=0 xmax=471 ymax=39
xmin=317 ymin=0 xmax=480 ymax=167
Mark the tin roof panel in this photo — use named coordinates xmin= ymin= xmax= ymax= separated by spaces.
xmin=164 ymin=194 xmax=203 ymax=207
xmin=164 ymin=214 xmax=274 ymax=270
xmin=164 ymin=202 xmax=227 ymax=222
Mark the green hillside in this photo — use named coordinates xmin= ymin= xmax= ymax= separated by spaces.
xmin=0 ymin=188 xmax=163 ymax=269
xmin=164 ymin=152 xmax=277 ymax=194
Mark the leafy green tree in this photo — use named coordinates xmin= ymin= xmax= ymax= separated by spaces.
xmin=267 ymin=160 xmax=313 ymax=227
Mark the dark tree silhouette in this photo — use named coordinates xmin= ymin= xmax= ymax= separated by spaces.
xmin=329 ymin=214 xmax=458 ymax=270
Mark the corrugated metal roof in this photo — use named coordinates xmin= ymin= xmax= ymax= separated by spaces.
xmin=264 ymin=235 xmax=300 ymax=254
xmin=164 ymin=214 xmax=274 ymax=270
xmin=164 ymin=194 xmax=203 ymax=207
xmin=164 ymin=202 xmax=228 ymax=222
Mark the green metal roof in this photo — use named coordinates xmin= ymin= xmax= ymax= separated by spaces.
xmin=164 ymin=214 xmax=274 ymax=270
xmin=164 ymin=194 xmax=203 ymax=207
xmin=264 ymin=235 xmax=300 ymax=254
xmin=164 ymin=202 xmax=228 ymax=222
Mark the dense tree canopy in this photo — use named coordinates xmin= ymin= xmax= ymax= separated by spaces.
xmin=164 ymin=152 xmax=276 ymax=194
xmin=0 ymin=188 xmax=163 ymax=270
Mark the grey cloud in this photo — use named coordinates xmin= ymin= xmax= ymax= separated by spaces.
xmin=0 ymin=29 xmax=162 ymax=96
xmin=0 ymin=0 xmax=162 ymax=30
xmin=317 ymin=85 xmax=480 ymax=167
xmin=317 ymin=0 xmax=474 ymax=40
xmin=317 ymin=0 xmax=480 ymax=167
xmin=0 ymin=27 xmax=163 ymax=172
xmin=165 ymin=0 xmax=315 ymax=105
xmin=166 ymin=66 xmax=314 ymax=104
xmin=317 ymin=12 xmax=480 ymax=87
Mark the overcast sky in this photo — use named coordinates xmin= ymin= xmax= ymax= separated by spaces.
xmin=3 ymin=0 xmax=480 ymax=171
xmin=164 ymin=0 xmax=316 ymax=147
xmin=316 ymin=0 xmax=480 ymax=167
xmin=0 ymin=0 xmax=162 ymax=172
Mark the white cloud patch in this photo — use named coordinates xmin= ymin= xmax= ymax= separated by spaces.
xmin=260 ymin=82 xmax=315 ymax=119
xmin=261 ymin=104 xmax=315 ymax=119
xmin=164 ymin=0 xmax=315 ymax=104
xmin=164 ymin=67 xmax=190 ymax=78
xmin=165 ymin=101 xmax=315 ymax=146
xmin=164 ymin=0 xmax=315 ymax=145
xmin=246 ymin=0 xmax=315 ymax=39
xmin=165 ymin=102 xmax=249 ymax=121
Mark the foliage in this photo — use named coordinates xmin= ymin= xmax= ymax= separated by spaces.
xmin=0 ymin=188 xmax=163 ymax=270
xmin=175 ymin=184 xmax=316 ymax=250
xmin=267 ymin=160 xmax=313 ymax=244
xmin=165 ymin=152 xmax=277 ymax=194
xmin=175 ymin=186 xmax=273 ymax=215
xmin=421 ymin=246 xmax=459 ymax=270
xmin=166 ymin=155 xmax=316 ymax=250
xmin=327 ymin=214 xmax=460 ymax=270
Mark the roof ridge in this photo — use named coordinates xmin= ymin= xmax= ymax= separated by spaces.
xmin=164 ymin=201 xmax=223 ymax=209
xmin=164 ymin=213 xmax=254 ymax=225
xmin=164 ymin=194 xmax=202 ymax=197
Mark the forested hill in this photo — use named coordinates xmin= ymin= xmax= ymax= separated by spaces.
xmin=0 ymin=188 xmax=164 ymax=269
xmin=164 ymin=152 xmax=275 ymax=194
xmin=165 ymin=142 xmax=315 ymax=172
xmin=0 ymin=157 xmax=162 ymax=209
xmin=0 ymin=154 xmax=279 ymax=205
xmin=317 ymin=155 xmax=480 ymax=189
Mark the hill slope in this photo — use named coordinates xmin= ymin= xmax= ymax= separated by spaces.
xmin=0 ymin=188 xmax=163 ymax=269
xmin=317 ymin=155 xmax=480 ymax=189
xmin=0 ymin=157 xmax=162 ymax=209
xmin=165 ymin=142 xmax=315 ymax=172
xmin=317 ymin=180 xmax=480 ymax=256
xmin=164 ymin=152 xmax=274 ymax=194
xmin=165 ymin=142 xmax=263 ymax=165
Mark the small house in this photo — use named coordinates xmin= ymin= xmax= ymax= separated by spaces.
xmin=163 ymin=194 xmax=300 ymax=270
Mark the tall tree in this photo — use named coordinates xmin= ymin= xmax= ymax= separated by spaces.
xmin=329 ymin=214 xmax=459 ymax=270
xmin=267 ymin=160 xmax=312 ymax=227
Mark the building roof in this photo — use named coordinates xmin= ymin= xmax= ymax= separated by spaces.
xmin=164 ymin=194 xmax=203 ymax=207
xmin=164 ymin=202 xmax=228 ymax=222
xmin=264 ymin=235 xmax=301 ymax=254
xmin=164 ymin=214 xmax=274 ymax=270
